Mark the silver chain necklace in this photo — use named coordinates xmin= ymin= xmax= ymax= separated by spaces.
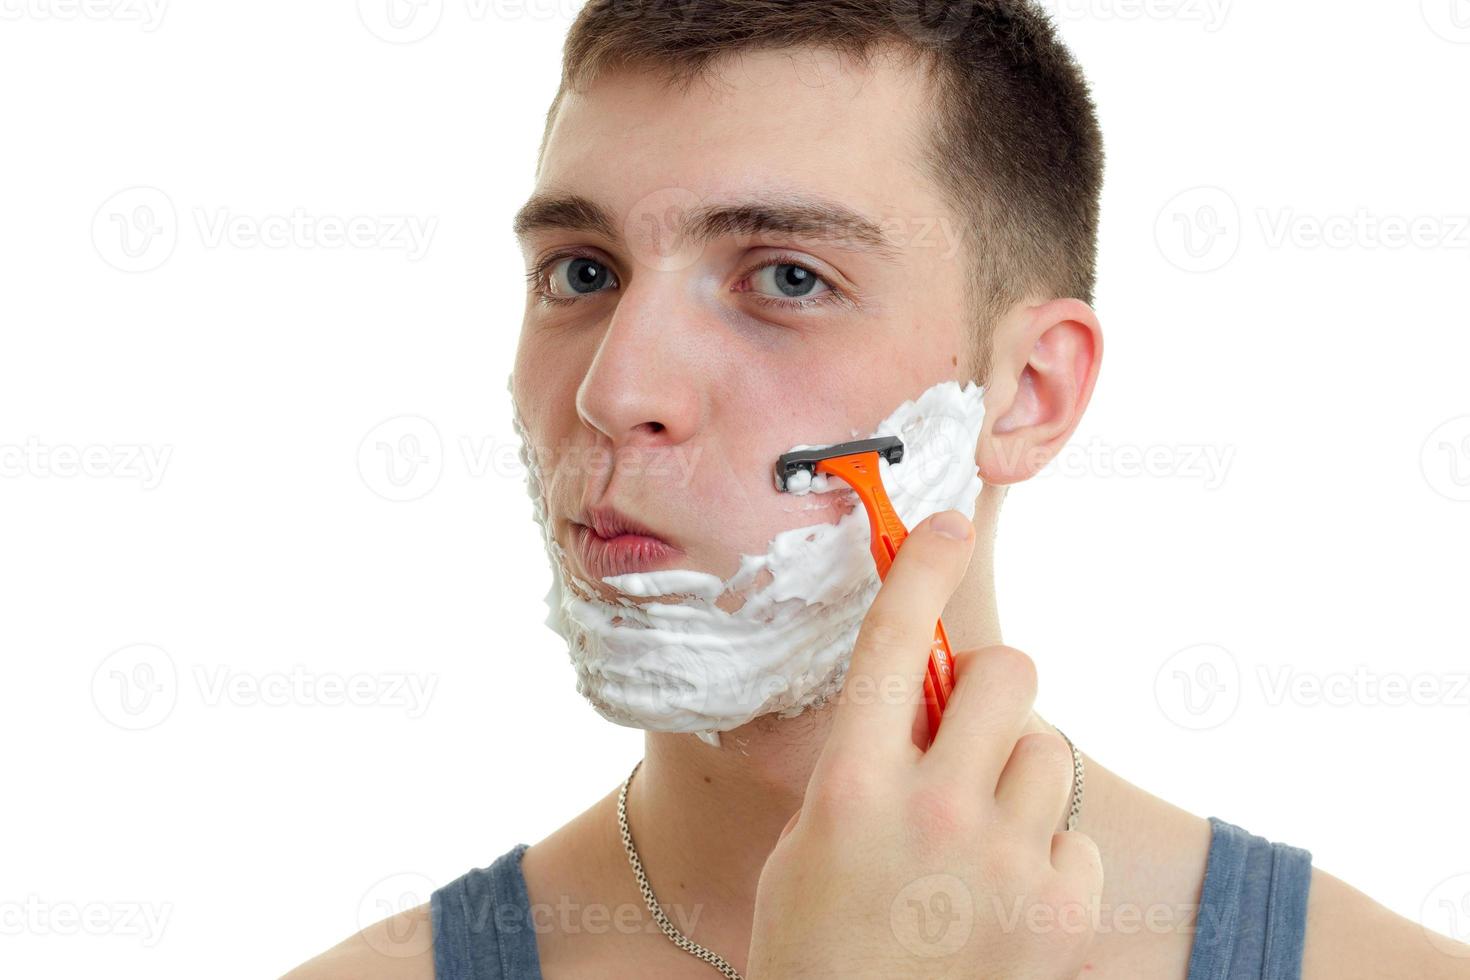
xmin=617 ymin=728 xmax=1085 ymax=978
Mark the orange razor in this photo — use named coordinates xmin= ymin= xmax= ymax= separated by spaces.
xmin=774 ymin=436 xmax=956 ymax=747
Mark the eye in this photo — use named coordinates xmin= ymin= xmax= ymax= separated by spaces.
xmin=533 ymin=253 xmax=619 ymax=304
xmin=749 ymin=260 xmax=833 ymax=302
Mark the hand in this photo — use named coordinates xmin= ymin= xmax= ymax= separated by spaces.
xmin=746 ymin=509 xmax=1103 ymax=979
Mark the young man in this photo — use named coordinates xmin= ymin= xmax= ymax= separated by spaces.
xmin=287 ymin=1 xmax=1468 ymax=976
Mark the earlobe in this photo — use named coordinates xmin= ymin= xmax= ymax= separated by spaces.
xmin=976 ymin=299 xmax=1102 ymax=486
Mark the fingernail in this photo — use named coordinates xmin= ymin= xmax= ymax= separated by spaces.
xmin=931 ymin=510 xmax=972 ymax=541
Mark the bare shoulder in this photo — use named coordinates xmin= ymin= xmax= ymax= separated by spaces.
xmin=278 ymin=903 xmax=435 ymax=980
xmin=1302 ymin=866 xmax=1470 ymax=979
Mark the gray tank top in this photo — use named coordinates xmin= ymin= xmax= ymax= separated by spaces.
xmin=432 ymin=814 xmax=1312 ymax=979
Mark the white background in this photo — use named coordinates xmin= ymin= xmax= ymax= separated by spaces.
xmin=2 ymin=1 xmax=1468 ymax=977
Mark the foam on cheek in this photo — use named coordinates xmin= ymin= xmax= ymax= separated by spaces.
xmin=511 ymin=375 xmax=987 ymax=747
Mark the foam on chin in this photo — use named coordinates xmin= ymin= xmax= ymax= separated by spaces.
xmin=511 ymin=376 xmax=988 ymax=748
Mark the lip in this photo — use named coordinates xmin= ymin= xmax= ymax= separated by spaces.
xmin=571 ymin=505 xmax=681 ymax=579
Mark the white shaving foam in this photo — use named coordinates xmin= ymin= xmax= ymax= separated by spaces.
xmin=511 ymin=376 xmax=987 ymax=747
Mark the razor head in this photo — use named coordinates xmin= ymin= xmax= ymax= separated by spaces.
xmin=773 ymin=435 xmax=905 ymax=492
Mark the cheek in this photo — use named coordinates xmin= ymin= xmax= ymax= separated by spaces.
xmin=688 ymin=393 xmax=866 ymax=565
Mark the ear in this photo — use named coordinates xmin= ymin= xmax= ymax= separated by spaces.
xmin=977 ymin=298 xmax=1102 ymax=485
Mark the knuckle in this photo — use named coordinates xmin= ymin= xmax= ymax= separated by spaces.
xmin=976 ymin=644 xmax=1038 ymax=701
xmin=1012 ymin=731 xmax=1073 ymax=776
xmin=1057 ymin=830 xmax=1105 ymax=888
xmin=980 ymin=830 xmax=1035 ymax=889
xmin=1036 ymin=874 xmax=1093 ymax=934
xmin=904 ymin=781 xmax=975 ymax=853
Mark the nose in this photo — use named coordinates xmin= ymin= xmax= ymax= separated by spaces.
xmin=575 ymin=279 xmax=704 ymax=455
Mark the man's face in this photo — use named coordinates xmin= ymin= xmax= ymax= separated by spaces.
xmin=512 ymin=46 xmax=973 ymax=596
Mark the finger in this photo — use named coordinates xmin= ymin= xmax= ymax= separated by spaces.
xmin=823 ymin=509 xmax=975 ymax=767
xmin=994 ymin=731 xmax=1075 ymax=844
xmin=920 ymin=645 xmax=1038 ymax=783
xmin=776 ymin=807 xmax=801 ymax=844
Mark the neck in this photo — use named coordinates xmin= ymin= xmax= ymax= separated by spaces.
xmin=623 ymin=715 xmax=1209 ymax=976
xmin=629 ymin=707 xmax=836 ymax=918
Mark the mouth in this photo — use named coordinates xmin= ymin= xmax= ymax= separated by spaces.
xmin=570 ymin=504 xmax=681 ymax=580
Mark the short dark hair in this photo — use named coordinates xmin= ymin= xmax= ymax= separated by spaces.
xmin=543 ymin=0 xmax=1105 ymax=382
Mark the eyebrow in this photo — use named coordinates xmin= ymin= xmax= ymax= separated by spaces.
xmin=512 ymin=192 xmax=901 ymax=259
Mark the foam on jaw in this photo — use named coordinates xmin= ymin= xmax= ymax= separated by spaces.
xmin=511 ymin=376 xmax=988 ymax=748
